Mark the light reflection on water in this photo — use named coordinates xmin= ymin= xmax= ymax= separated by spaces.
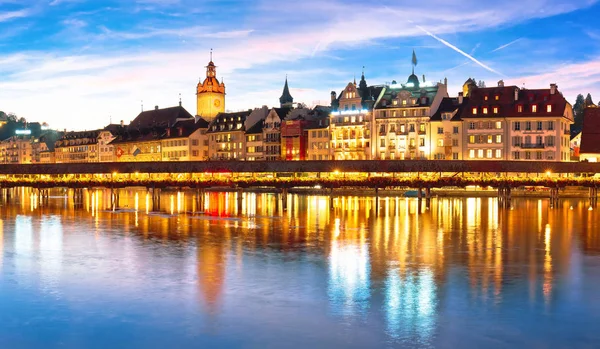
xmin=0 ymin=188 xmax=599 ymax=348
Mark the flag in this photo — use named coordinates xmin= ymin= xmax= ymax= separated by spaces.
xmin=132 ymin=145 xmax=141 ymax=157
xmin=412 ymin=50 xmax=418 ymax=67
xmin=116 ymin=147 xmax=124 ymax=158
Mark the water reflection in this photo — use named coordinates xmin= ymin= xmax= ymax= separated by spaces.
xmin=0 ymin=188 xmax=599 ymax=348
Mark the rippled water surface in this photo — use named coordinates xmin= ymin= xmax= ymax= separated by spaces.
xmin=0 ymin=188 xmax=599 ymax=348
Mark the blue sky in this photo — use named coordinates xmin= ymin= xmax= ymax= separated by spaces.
xmin=1 ymin=0 xmax=600 ymax=130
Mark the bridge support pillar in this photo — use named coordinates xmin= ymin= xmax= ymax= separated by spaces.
xmin=498 ymin=186 xmax=512 ymax=208
xmin=590 ymin=187 xmax=598 ymax=208
xmin=237 ymin=188 xmax=243 ymax=215
xmin=375 ymin=187 xmax=379 ymax=215
xmin=196 ymin=188 xmax=205 ymax=213
xmin=549 ymin=187 xmax=560 ymax=208
xmin=281 ymin=188 xmax=288 ymax=211
xmin=425 ymin=187 xmax=431 ymax=209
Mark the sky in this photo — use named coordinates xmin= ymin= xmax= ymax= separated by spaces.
xmin=1 ymin=0 xmax=600 ymax=131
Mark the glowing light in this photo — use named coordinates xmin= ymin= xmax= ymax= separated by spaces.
xmin=545 ymin=170 xmax=552 ymax=177
xmin=15 ymin=129 xmax=31 ymax=135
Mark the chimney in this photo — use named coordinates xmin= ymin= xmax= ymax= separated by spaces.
xmin=155 ymin=105 xmax=159 ymax=110
xmin=458 ymin=92 xmax=464 ymax=104
xmin=514 ymin=88 xmax=519 ymax=102
xmin=120 ymin=120 xmax=124 ymax=127
xmin=498 ymin=80 xmax=504 ymax=87
xmin=550 ymin=83 xmax=557 ymax=95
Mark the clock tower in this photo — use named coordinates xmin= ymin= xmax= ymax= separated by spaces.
xmin=196 ymin=52 xmax=226 ymax=121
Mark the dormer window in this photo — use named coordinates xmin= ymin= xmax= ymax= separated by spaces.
xmin=402 ymin=99 xmax=407 ymax=106
xmin=547 ymin=105 xmax=552 ymax=113
xmin=483 ymin=107 xmax=488 ymax=114
xmin=532 ymin=105 xmax=537 ymax=113
xmin=393 ymin=100 xmax=398 ymax=105
xmin=518 ymin=105 xmax=523 ymax=113
xmin=495 ymin=95 xmax=499 ymax=101
xmin=472 ymin=107 xmax=477 ymax=115
xmin=493 ymin=107 xmax=498 ymax=114
xmin=484 ymin=95 xmax=489 ymax=101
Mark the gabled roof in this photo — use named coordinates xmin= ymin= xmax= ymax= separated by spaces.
xmin=108 ymin=127 xmax=164 ymax=145
xmin=206 ymin=110 xmax=253 ymax=134
xmin=580 ymin=107 xmax=600 ymax=154
xmin=162 ymin=118 xmax=206 ymax=139
xmin=274 ymin=107 xmax=292 ymax=119
xmin=129 ymin=106 xmax=194 ymax=129
xmin=245 ymin=120 xmax=264 ymax=134
xmin=430 ymin=97 xmax=468 ymax=121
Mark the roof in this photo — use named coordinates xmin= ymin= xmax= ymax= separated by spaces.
xmin=245 ymin=120 xmax=264 ymax=134
xmin=460 ymin=85 xmax=569 ymax=119
xmin=430 ymin=97 xmax=468 ymax=121
xmin=580 ymin=107 xmax=600 ymax=154
xmin=162 ymin=118 xmax=207 ymax=140
xmin=129 ymin=105 xmax=194 ymax=129
xmin=108 ymin=127 xmax=163 ymax=145
xmin=206 ymin=110 xmax=252 ymax=134
xmin=279 ymin=78 xmax=294 ymax=105
xmin=375 ymin=84 xmax=440 ymax=110
xmin=274 ymin=107 xmax=292 ymax=119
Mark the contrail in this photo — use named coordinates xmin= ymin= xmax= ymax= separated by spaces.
xmin=491 ymin=38 xmax=522 ymax=53
xmin=415 ymin=24 xmax=504 ymax=76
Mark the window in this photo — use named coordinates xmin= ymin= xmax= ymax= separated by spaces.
xmin=514 ymin=122 xmax=521 ymax=131
xmin=536 ymin=136 xmax=543 ymax=145
xmin=380 ymin=139 xmax=385 ymax=147
xmin=483 ymin=107 xmax=488 ymax=114
xmin=487 ymin=135 xmax=493 ymax=144
xmin=410 ymin=124 xmax=415 ymax=132
xmin=469 ymin=122 xmax=476 ymax=130
xmin=495 ymin=149 xmax=502 ymax=159
xmin=402 ymin=99 xmax=407 ymax=106
xmin=547 ymin=105 xmax=552 ymax=113
xmin=472 ymin=107 xmax=477 ymax=115
xmin=419 ymin=138 xmax=425 ymax=147
xmin=537 ymin=121 xmax=543 ymax=131
xmin=437 ymin=127 xmax=444 ymax=134
xmin=469 ymin=135 xmax=476 ymax=144
xmin=526 ymin=121 xmax=532 ymax=131
xmin=453 ymin=153 xmax=459 ymax=160
xmin=495 ymin=95 xmax=499 ymax=101
xmin=532 ymin=105 xmax=537 ymax=113
xmin=536 ymin=152 xmax=543 ymax=160
xmin=437 ymin=139 xmax=444 ymax=147
xmin=419 ymin=124 xmax=426 ymax=133
xmin=495 ymin=121 xmax=502 ymax=129
xmin=496 ymin=135 xmax=502 ymax=143
xmin=452 ymin=139 xmax=459 ymax=147
xmin=484 ymin=95 xmax=489 ymax=101
xmin=514 ymin=152 xmax=520 ymax=160
xmin=493 ymin=107 xmax=499 ymax=114
xmin=487 ymin=149 xmax=493 ymax=158
xmin=518 ymin=105 xmax=523 ymax=113
xmin=525 ymin=151 xmax=531 ymax=160
xmin=453 ymin=126 xmax=459 ymax=134
xmin=478 ymin=149 xmax=484 ymax=158
xmin=547 ymin=136 xmax=555 ymax=147
xmin=469 ymin=149 xmax=475 ymax=159
xmin=548 ymin=121 xmax=554 ymax=130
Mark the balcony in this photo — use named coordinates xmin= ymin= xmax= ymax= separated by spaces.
xmin=520 ymin=143 xmax=545 ymax=149
xmin=388 ymin=145 xmax=397 ymax=150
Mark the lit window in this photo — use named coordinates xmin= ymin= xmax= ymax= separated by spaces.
xmin=518 ymin=105 xmax=523 ymax=113
xmin=478 ymin=149 xmax=484 ymax=158
xmin=483 ymin=107 xmax=488 ymax=114
xmin=493 ymin=107 xmax=498 ymax=114
xmin=487 ymin=149 xmax=493 ymax=158
xmin=547 ymin=105 xmax=552 ymax=113
xmin=532 ymin=105 xmax=537 ymax=113
xmin=496 ymin=135 xmax=502 ymax=143
xmin=393 ymin=100 xmax=398 ymax=105
xmin=472 ymin=107 xmax=477 ymax=115
xmin=437 ymin=139 xmax=444 ymax=147
xmin=402 ymin=100 xmax=407 ymax=106
xmin=488 ymin=135 xmax=493 ymax=144
xmin=496 ymin=149 xmax=502 ymax=158
xmin=469 ymin=135 xmax=475 ymax=144
xmin=469 ymin=149 xmax=475 ymax=159
xmin=495 ymin=95 xmax=499 ymax=101
xmin=484 ymin=95 xmax=489 ymax=101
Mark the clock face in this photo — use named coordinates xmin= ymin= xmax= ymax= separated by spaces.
xmin=213 ymin=99 xmax=221 ymax=108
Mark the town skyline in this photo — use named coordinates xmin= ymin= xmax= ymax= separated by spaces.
xmin=2 ymin=0 xmax=600 ymax=131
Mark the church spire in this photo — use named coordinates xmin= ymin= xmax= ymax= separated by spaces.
xmin=279 ymin=75 xmax=294 ymax=108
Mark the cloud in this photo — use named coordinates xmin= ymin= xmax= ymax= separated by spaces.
xmin=491 ymin=38 xmax=523 ymax=52
xmin=0 ymin=8 xmax=30 ymax=22
xmin=1 ymin=0 xmax=598 ymax=130
xmin=414 ymin=24 xmax=504 ymax=76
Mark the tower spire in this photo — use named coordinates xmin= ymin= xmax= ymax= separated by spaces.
xmin=210 ymin=48 xmax=213 ymax=62
xmin=279 ymin=75 xmax=294 ymax=108
xmin=411 ymin=49 xmax=418 ymax=75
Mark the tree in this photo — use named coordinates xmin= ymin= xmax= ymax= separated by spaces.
xmin=585 ymin=93 xmax=595 ymax=107
xmin=572 ymin=94 xmax=585 ymax=136
xmin=7 ymin=113 xmax=17 ymax=123
xmin=477 ymin=80 xmax=486 ymax=88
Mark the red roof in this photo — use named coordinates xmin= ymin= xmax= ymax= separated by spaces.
xmin=580 ymin=107 xmax=600 ymax=154
xmin=461 ymin=85 xmax=569 ymax=119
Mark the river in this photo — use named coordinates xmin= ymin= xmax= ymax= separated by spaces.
xmin=0 ymin=188 xmax=598 ymax=348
